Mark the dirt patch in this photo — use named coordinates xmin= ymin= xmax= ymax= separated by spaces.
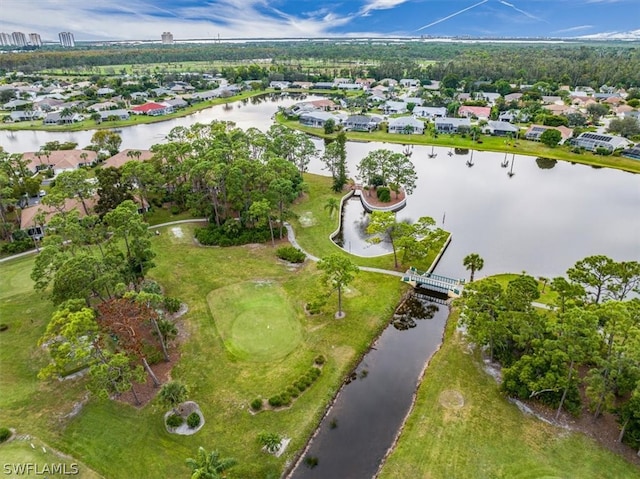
xmin=359 ymin=187 xmax=406 ymax=209
xmin=170 ymin=226 xmax=184 ymax=238
xmin=439 ymin=389 xmax=465 ymax=410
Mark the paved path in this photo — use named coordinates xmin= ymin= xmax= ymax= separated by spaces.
xmin=284 ymin=222 xmax=404 ymax=278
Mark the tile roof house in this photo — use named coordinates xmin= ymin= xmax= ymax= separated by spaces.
xmin=103 ymin=149 xmax=154 ymax=169
xmin=524 ymin=124 xmax=574 ymax=144
xmin=388 ymin=116 xmax=425 ymax=134
xmin=131 ymin=102 xmax=173 ymax=116
xmin=21 ymin=197 xmax=98 ymax=239
xmin=458 ymin=106 xmax=491 ymax=120
xmin=22 ymin=149 xmax=98 ymax=175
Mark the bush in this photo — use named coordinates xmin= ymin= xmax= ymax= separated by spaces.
xmin=170 ymin=205 xmax=181 ymax=215
xmin=376 ymin=186 xmax=391 ymax=203
xmin=258 ymin=432 xmax=282 ymax=453
xmin=164 ymin=296 xmax=181 ymax=314
xmin=314 ymin=355 xmax=326 ymax=365
xmin=286 ymin=386 xmax=299 ymax=398
xmin=195 ymin=222 xmax=277 ymax=247
xmin=187 ymin=412 xmax=201 ymax=428
xmin=0 ymin=427 xmax=11 ymax=443
xmin=280 ymin=393 xmax=292 ymax=406
xmin=276 ymin=246 xmax=306 ymax=263
xmin=268 ymin=395 xmax=283 ymax=407
xmin=0 ymin=324 xmax=8 ymax=332
xmin=295 ymin=380 xmax=307 ymax=393
xmin=1 ymin=238 xmax=33 ymax=255
xmin=251 ymin=398 xmax=263 ymax=411
xmin=166 ymin=414 xmax=184 ymax=428
xmin=141 ymin=280 xmax=162 ymax=295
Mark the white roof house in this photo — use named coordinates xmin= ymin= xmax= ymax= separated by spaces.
xmin=388 ymin=116 xmax=425 ymax=134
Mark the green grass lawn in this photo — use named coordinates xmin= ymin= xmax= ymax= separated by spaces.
xmin=378 ymin=310 xmax=640 ymax=479
xmin=479 ymin=273 xmax=559 ymax=306
xmin=0 ymin=436 xmax=102 ymax=479
xmin=207 ymin=281 xmax=303 ymax=362
xmin=0 ymin=221 xmax=405 ymax=478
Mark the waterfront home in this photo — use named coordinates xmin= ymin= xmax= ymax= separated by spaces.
xmin=131 ymin=102 xmax=173 ymax=116
xmin=572 ymin=132 xmax=631 ymax=152
xmin=344 ymin=115 xmax=379 ymax=132
xmin=485 ymin=121 xmax=519 ymax=137
xmin=103 ymin=149 xmax=153 ymax=169
xmin=299 ymin=111 xmax=340 ymax=128
xmin=388 ymin=116 xmax=425 ymax=134
xmin=435 ymin=117 xmax=471 ymax=133
xmin=525 ymin=124 xmax=574 ymax=144
xmin=98 ymin=109 xmax=130 ymax=121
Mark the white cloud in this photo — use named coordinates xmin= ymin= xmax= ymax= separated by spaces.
xmin=360 ymin=0 xmax=411 ymax=16
xmin=554 ymin=25 xmax=593 ymax=34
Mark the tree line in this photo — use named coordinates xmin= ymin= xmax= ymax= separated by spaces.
xmin=460 ymin=255 xmax=640 ymax=453
xmin=1 ymin=42 xmax=639 ymax=88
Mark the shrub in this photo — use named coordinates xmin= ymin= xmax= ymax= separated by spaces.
xmin=286 ymin=386 xmax=299 ymax=398
xmin=164 ymin=296 xmax=181 ymax=314
xmin=295 ymin=380 xmax=307 ymax=393
xmin=187 ymin=412 xmax=201 ymax=428
xmin=195 ymin=222 xmax=276 ymax=247
xmin=141 ymin=280 xmax=162 ymax=295
xmin=169 ymin=205 xmax=181 ymax=215
xmin=1 ymin=238 xmax=32 ymax=255
xmin=251 ymin=398 xmax=263 ymax=411
xmin=159 ymin=381 xmax=188 ymax=408
xmin=276 ymin=246 xmax=306 ymax=263
xmin=314 ymin=355 xmax=326 ymax=365
xmin=0 ymin=427 xmax=11 ymax=443
xmin=308 ymin=367 xmax=321 ymax=379
xmin=258 ymin=432 xmax=282 ymax=453
xmin=376 ymin=186 xmax=391 ymax=203
xmin=0 ymin=324 xmax=8 ymax=332
xmin=280 ymin=393 xmax=292 ymax=406
xmin=166 ymin=414 xmax=184 ymax=428
xmin=268 ymin=395 xmax=283 ymax=407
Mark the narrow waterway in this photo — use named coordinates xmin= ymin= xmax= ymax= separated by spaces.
xmin=287 ymin=294 xmax=448 ymax=479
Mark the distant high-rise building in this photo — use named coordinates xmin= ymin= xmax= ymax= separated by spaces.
xmin=11 ymin=32 xmax=28 ymax=47
xmin=161 ymin=32 xmax=174 ymax=44
xmin=0 ymin=33 xmax=13 ymax=46
xmin=29 ymin=33 xmax=42 ymax=47
xmin=59 ymin=31 xmax=75 ymax=48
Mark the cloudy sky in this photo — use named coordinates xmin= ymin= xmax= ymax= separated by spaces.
xmin=1 ymin=0 xmax=638 ymax=42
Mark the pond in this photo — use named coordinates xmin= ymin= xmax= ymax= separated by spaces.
xmin=308 ymin=143 xmax=640 ymax=281
xmin=0 ymin=93 xmax=318 ymax=153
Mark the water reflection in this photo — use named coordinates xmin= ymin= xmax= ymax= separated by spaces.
xmin=392 ymin=294 xmax=439 ymax=330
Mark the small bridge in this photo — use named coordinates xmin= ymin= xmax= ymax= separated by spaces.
xmin=401 ymin=266 xmax=465 ymax=298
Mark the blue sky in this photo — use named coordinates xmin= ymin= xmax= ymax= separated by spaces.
xmin=1 ymin=0 xmax=638 ymax=41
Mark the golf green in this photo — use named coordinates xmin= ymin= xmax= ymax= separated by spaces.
xmin=207 ymin=281 xmax=302 ymax=362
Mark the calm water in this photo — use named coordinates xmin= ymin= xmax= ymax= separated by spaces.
xmin=287 ymin=295 xmax=448 ymax=479
xmin=0 ymin=94 xmax=316 ymax=153
xmin=309 ymin=143 xmax=640 ymax=280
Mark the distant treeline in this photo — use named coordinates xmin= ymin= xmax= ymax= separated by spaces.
xmin=1 ymin=41 xmax=639 ymax=88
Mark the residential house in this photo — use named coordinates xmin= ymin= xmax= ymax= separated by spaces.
xmin=6 ymin=110 xmax=43 ymax=122
xmin=22 ymin=149 xmax=98 ymax=175
xmin=543 ymin=104 xmax=576 ymax=115
xmin=98 ymin=109 xmax=130 ymax=121
xmin=525 ymin=124 xmax=574 ymax=144
xmin=401 ymin=97 xmax=424 ymax=107
xmin=270 ymin=81 xmax=291 ymax=89
xmin=87 ymin=101 xmax=119 ymax=112
xmin=96 ymin=87 xmax=115 ymax=96
xmin=621 ymin=147 xmax=640 ymax=160
xmin=458 ymin=106 xmax=491 ymax=120
xmin=388 ymin=116 xmax=424 ymax=134
xmin=498 ymin=110 xmax=528 ymax=123
xmin=299 ymin=111 xmax=338 ymax=128
xmin=355 ymin=78 xmax=375 ymax=88
xmin=435 ymin=117 xmax=471 ymax=134
xmin=130 ymin=91 xmax=149 ymax=100
xmin=150 ymin=87 xmax=173 ymax=97
xmin=21 ymin=197 xmax=97 ymax=240
xmin=542 ymin=96 xmax=562 ymax=105
xmin=479 ymin=92 xmax=501 ymax=105
xmin=413 ymin=106 xmax=446 ymax=119
xmin=131 ymin=102 xmax=173 ymax=116
xmin=290 ymin=81 xmax=313 ymax=89
xmin=344 ymin=115 xmax=378 ymax=132
xmin=383 ymin=101 xmax=407 ymax=115
xmin=485 ymin=121 xmax=519 ymax=137
xmin=399 ymin=79 xmax=420 ymax=88
xmin=2 ymin=99 xmax=31 ymax=109
xmin=103 ymin=149 xmax=153 ymax=169
xmin=43 ymin=111 xmax=83 ymax=125
xmin=308 ymin=99 xmax=338 ymax=111
xmin=504 ymin=92 xmax=523 ymax=103
xmin=313 ymin=82 xmax=335 ymax=90
xmin=337 ymin=83 xmax=362 ymax=91
xmin=163 ymin=98 xmax=188 ymax=109
xmin=572 ymin=132 xmax=631 ymax=152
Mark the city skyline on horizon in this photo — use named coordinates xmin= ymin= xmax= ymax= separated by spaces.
xmin=1 ymin=0 xmax=639 ymax=43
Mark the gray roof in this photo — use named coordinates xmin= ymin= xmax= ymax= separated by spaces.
xmin=435 ymin=117 xmax=471 ymax=127
xmin=487 ymin=121 xmax=519 ymax=133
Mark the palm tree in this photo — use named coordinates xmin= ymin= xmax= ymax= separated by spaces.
xmin=463 ymin=253 xmax=484 ymax=282
xmin=324 ymin=197 xmax=339 ymax=218
xmin=185 ymin=447 xmax=237 ymax=479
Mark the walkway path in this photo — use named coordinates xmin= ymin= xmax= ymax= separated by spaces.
xmin=284 ymin=222 xmax=404 ymax=278
xmin=0 ymin=218 xmax=209 ymax=264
